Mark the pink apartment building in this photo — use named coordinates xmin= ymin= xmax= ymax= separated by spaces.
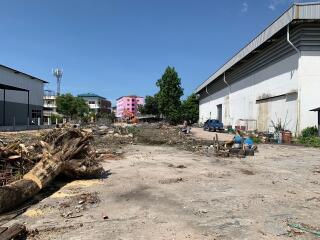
xmin=116 ymin=96 xmax=144 ymax=118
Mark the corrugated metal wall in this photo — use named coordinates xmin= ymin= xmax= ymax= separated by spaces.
xmin=197 ymin=3 xmax=320 ymax=93
xmin=199 ymin=23 xmax=320 ymax=99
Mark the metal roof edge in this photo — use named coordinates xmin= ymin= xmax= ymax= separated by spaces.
xmin=0 ymin=64 xmax=48 ymax=83
xmin=78 ymin=93 xmax=106 ymax=99
xmin=116 ymin=95 xmax=144 ymax=101
xmin=295 ymin=2 xmax=320 ymax=6
xmin=195 ymin=2 xmax=320 ymax=93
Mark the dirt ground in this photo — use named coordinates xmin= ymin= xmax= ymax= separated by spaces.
xmin=191 ymin=127 xmax=234 ymax=142
xmin=2 ymin=138 xmax=320 ymax=239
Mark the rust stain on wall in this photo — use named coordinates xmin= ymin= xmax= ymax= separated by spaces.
xmin=257 ymin=101 xmax=269 ymax=131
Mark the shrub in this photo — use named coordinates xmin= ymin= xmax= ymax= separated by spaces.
xmin=301 ymin=126 xmax=318 ymax=138
xmin=50 ymin=114 xmax=63 ymax=123
xmin=298 ymin=126 xmax=320 ymax=147
xmin=251 ymin=136 xmax=262 ymax=144
xmin=126 ymin=126 xmax=140 ymax=136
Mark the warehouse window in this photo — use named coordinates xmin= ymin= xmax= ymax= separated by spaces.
xmin=32 ymin=109 xmax=42 ymax=119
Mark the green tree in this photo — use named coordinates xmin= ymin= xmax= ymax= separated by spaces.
xmin=156 ymin=66 xmax=184 ymax=123
xmin=50 ymin=113 xmax=63 ymax=123
xmin=56 ymin=93 xmax=89 ymax=119
xmin=75 ymin=97 xmax=90 ymax=117
xmin=138 ymin=95 xmax=159 ymax=116
xmin=181 ymin=93 xmax=199 ymax=123
xmin=56 ymin=93 xmax=75 ymax=117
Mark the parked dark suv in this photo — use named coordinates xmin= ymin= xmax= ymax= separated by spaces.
xmin=203 ymin=119 xmax=224 ymax=132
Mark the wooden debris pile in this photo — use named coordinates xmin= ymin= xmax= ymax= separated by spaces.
xmin=0 ymin=223 xmax=27 ymax=240
xmin=0 ymin=127 xmax=105 ymax=213
xmin=212 ymin=134 xmax=256 ymax=158
xmin=0 ymin=141 xmax=43 ymax=186
xmin=59 ymin=192 xmax=100 ymax=219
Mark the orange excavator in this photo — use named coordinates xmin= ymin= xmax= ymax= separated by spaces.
xmin=123 ymin=109 xmax=138 ymax=124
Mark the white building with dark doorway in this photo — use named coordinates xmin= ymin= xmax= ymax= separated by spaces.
xmin=0 ymin=65 xmax=46 ymax=126
xmin=78 ymin=93 xmax=111 ymax=114
xmin=196 ymin=3 xmax=320 ymax=134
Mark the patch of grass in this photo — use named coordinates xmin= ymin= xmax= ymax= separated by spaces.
xmin=125 ymin=126 xmax=140 ymax=135
xmin=298 ymin=126 xmax=320 ymax=147
xmin=298 ymin=136 xmax=320 ymax=148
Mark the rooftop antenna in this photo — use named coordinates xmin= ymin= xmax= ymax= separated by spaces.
xmin=52 ymin=68 xmax=63 ymax=96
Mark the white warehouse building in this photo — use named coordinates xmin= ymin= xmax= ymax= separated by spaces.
xmin=196 ymin=2 xmax=320 ymax=134
xmin=0 ymin=64 xmax=47 ymax=126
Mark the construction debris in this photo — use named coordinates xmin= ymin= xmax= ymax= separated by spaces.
xmin=287 ymin=222 xmax=320 ymax=238
xmin=212 ymin=133 xmax=256 ymax=158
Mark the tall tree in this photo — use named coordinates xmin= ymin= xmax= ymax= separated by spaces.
xmin=156 ymin=67 xmax=184 ymax=123
xmin=138 ymin=95 xmax=159 ymax=116
xmin=181 ymin=93 xmax=199 ymax=123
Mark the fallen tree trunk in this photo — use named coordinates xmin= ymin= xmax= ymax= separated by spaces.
xmin=0 ymin=179 xmax=40 ymax=213
xmin=0 ymin=127 xmax=99 ymax=213
xmin=0 ymin=154 xmax=63 ymax=213
xmin=23 ymin=154 xmax=63 ymax=189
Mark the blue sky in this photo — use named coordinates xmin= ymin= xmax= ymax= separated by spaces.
xmin=0 ymin=0 xmax=313 ymax=104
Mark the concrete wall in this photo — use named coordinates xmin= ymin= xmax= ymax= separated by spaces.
xmin=299 ymin=50 xmax=320 ymax=130
xmin=199 ymin=53 xmax=300 ymax=133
